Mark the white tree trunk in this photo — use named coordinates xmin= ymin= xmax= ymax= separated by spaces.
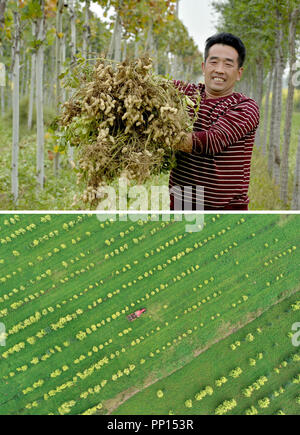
xmin=56 ymin=0 xmax=63 ymax=109
xmin=280 ymin=7 xmax=300 ymax=205
xmin=28 ymin=21 xmax=36 ymax=130
xmin=292 ymin=131 xmax=300 ymax=210
xmin=114 ymin=11 xmax=122 ymax=62
xmin=61 ymin=33 xmax=66 ymax=103
xmin=36 ymin=1 xmax=46 ymax=190
xmin=0 ymin=0 xmax=6 ymax=116
xmin=50 ymin=42 xmax=56 ymax=107
xmin=0 ymin=45 xmax=5 ymax=117
xmin=68 ymin=0 xmax=77 ymax=162
xmin=69 ymin=0 xmax=76 ymax=65
xmin=145 ymin=19 xmax=158 ymax=73
xmin=54 ymin=0 xmax=64 ymax=172
xmin=274 ymin=64 xmax=284 ymax=185
xmin=262 ymin=65 xmax=273 ymax=156
xmin=83 ymin=0 xmax=90 ymax=59
xmin=11 ymin=11 xmax=20 ymax=203
xmin=254 ymin=57 xmax=264 ymax=149
xmin=20 ymin=46 xmax=26 ymax=97
xmin=108 ymin=1 xmax=122 ymax=62
xmin=268 ymin=61 xmax=278 ymax=176
xmin=134 ymin=37 xmax=140 ymax=58
xmin=273 ymin=16 xmax=285 ymax=185
xmin=122 ymin=40 xmax=127 ymax=61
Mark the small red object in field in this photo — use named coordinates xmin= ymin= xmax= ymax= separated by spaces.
xmin=127 ymin=308 xmax=147 ymax=322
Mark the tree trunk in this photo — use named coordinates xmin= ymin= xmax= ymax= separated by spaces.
xmin=268 ymin=60 xmax=278 ymax=177
xmin=273 ymin=15 xmax=285 ymax=185
xmin=36 ymin=0 xmax=46 ymax=190
xmin=280 ymin=7 xmax=300 ymax=205
xmin=68 ymin=0 xmax=77 ymax=162
xmin=153 ymin=40 xmax=158 ymax=74
xmin=114 ymin=10 xmax=122 ymax=62
xmin=254 ymin=57 xmax=264 ymax=149
xmin=108 ymin=1 xmax=122 ymax=62
xmin=0 ymin=0 xmax=6 ymax=116
xmin=145 ymin=18 xmax=153 ymax=52
xmin=11 ymin=11 xmax=20 ymax=203
xmin=262 ymin=63 xmax=274 ymax=156
xmin=145 ymin=19 xmax=158 ymax=73
xmin=56 ymin=0 xmax=63 ymax=109
xmin=50 ymin=42 xmax=56 ymax=107
xmin=28 ymin=21 xmax=36 ymax=130
xmin=20 ymin=45 xmax=26 ymax=97
xmin=61 ymin=33 xmax=66 ymax=103
xmin=82 ymin=0 xmax=91 ymax=59
xmin=69 ymin=0 xmax=76 ymax=65
xmin=0 ymin=45 xmax=5 ymax=117
xmin=134 ymin=37 xmax=140 ymax=58
xmin=122 ymin=40 xmax=127 ymax=61
xmin=54 ymin=0 xmax=64 ymax=171
xmin=292 ymin=130 xmax=300 ymax=210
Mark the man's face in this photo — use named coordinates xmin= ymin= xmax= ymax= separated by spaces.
xmin=202 ymin=44 xmax=243 ymax=98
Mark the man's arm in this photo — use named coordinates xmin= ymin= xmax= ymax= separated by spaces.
xmin=192 ymin=99 xmax=260 ymax=156
xmin=177 ymin=99 xmax=259 ymax=155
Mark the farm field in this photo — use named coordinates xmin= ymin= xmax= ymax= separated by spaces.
xmin=0 ymin=213 xmax=299 ymax=415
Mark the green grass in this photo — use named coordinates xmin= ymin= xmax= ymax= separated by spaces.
xmin=0 ymin=103 xmax=299 ymax=211
xmin=0 ymin=213 xmax=299 ymax=415
xmin=114 ymin=291 xmax=300 ymax=415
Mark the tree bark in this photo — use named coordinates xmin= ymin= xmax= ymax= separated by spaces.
xmin=11 ymin=11 xmax=20 ymax=203
xmin=56 ymin=0 xmax=64 ymax=109
xmin=253 ymin=57 xmax=264 ymax=149
xmin=134 ymin=37 xmax=140 ymax=58
xmin=28 ymin=21 xmax=36 ymax=130
xmin=114 ymin=9 xmax=122 ymax=62
xmin=68 ymin=0 xmax=77 ymax=162
xmin=268 ymin=60 xmax=278 ymax=177
xmin=108 ymin=1 xmax=122 ymax=62
xmin=61 ymin=33 xmax=66 ymax=103
xmin=292 ymin=130 xmax=300 ymax=210
xmin=273 ymin=18 xmax=285 ymax=185
xmin=36 ymin=0 xmax=46 ymax=190
xmin=145 ymin=19 xmax=158 ymax=73
xmin=0 ymin=45 xmax=5 ymax=117
xmin=291 ymin=129 xmax=300 ymax=209
xmin=82 ymin=0 xmax=91 ymax=59
xmin=122 ymin=39 xmax=127 ymax=61
xmin=280 ymin=7 xmax=300 ymax=205
xmin=20 ymin=44 xmax=26 ymax=97
xmin=54 ymin=0 xmax=64 ymax=172
xmin=262 ymin=63 xmax=274 ymax=156
xmin=0 ymin=0 xmax=6 ymax=116
xmin=69 ymin=0 xmax=76 ymax=65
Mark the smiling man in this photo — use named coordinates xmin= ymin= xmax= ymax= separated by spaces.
xmin=169 ymin=33 xmax=260 ymax=210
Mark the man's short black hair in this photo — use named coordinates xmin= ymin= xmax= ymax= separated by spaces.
xmin=204 ymin=33 xmax=246 ymax=68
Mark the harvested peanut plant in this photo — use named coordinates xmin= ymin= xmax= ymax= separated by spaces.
xmin=59 ymin=56 xmax=198 ymax=206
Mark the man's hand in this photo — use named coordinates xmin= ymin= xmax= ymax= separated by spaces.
xmin=178 ymin=132 xmax=193 ymax=153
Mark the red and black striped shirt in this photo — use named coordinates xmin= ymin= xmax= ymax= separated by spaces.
xmin=169 ymin=82 xmax=260 ymax=210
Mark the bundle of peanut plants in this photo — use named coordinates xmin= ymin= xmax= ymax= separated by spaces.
xmin=59 ymin=56 xmax=197 ymax=206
